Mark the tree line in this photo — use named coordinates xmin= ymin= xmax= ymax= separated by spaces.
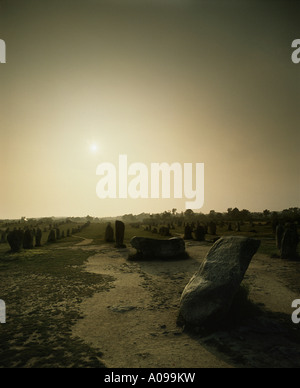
xmin=122 ymin=207 xmax=300 ymax=225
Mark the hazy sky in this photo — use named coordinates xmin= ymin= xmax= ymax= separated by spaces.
xmin=0 ymin=0 xmax=299 ymax=219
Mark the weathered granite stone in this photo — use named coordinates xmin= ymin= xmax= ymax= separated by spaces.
xmin=115 ymin=220 xmax=126 ymax=248
xmin=194 ymin=223 xmax=205 ymax=241
xmin=23 ymin=229 xmax=34 ymax=249
xmin=178 ymin=236 xmax=260 ymax=328
xmin=280 ymin=224 xmax=299 ymax=260
xmin=105 ymin=223 xmax=114 ymax=243
xmin=184 ymin=224 xmax=193 ymax=240
xmin=276 ymin=224 xmax=284 ymax=250
xmin=129 ymin=236 xmax=186 ymax=260
xmin=1 ymin=231 xmax=6 ymax=243
xmin=35 ymin=228 xmax=42 ymax=247
xmin=47 ymin=229 xmax=56 ymax=243
xmin=7 ymin=230 xmax=24 ymax=252
xmin=208 ymin=221 xmax=217 ymax=235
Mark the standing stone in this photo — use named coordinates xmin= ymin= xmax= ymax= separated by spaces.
xmin=23 ymin=229 xmax=34 ymax=249
xmin=35 ymin=228 xmax=42 ymax=247
xmin=194 ymin=223 xmax=205 ymax=241
xmin=208 ymin=221 xmax=217 ymax=235
xmin=276 ymin=224 xmax=284 ymax=250
xmin=7 ymin=230 xmax=24 ymax=252
xmin=115 ymin=220 xmax=126 ymax=248
xmin=159 ymin=226 xmax=170 ymax=237
xmin=280 ymin=224 xmax=299 ymax=260
xmin=105 ymin=223 xmax=114 ymax=243
xmin=184 ymin=224 xmax=193 ymax=240
xmin=178 ymin=236 xmax=260 ymax=328
xmin=1 ymin=231 xmax=6 ymax=243
xmin=47 ymin=229 xmax=56 ymax=243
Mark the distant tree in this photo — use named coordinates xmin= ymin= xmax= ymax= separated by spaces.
xmin=162 ymin=211 xmax=171 ymax=221
xmin=240 ymin=209 xmax=251 ymax=222
xmin=184 ymin=209 xmax=194 ymax=218
xmin=231 ymin=208 xmax=240 ymax=221
xmin=209 ymin=210 xmax=216 ymax=218
xmin=122 ymin=214 xmax=136 ymax=222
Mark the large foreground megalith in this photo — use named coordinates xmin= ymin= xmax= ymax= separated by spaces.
xmin=179 ymin=236 xmax=260 ymax=328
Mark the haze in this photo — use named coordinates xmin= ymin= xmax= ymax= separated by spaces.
xmin=0 ymin=0 xmax=299 ymax=219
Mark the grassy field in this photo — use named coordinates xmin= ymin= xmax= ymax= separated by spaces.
xmin=0 ymin=219 xmax=298 ymax=367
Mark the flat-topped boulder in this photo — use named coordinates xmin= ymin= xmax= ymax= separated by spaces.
xmin=129 ymin=236 xmax=187 ymax=260
xmin=178 ymin=236 xmax=260 ymax=328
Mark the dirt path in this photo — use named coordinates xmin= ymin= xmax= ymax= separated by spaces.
xmin=72 ymin=242 xmax=300 ymax=368
xmin=73 ymin=236 xmax=94 ymax=246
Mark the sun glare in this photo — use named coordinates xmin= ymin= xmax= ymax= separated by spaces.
xmin=89 ymin=143 xmax=98 ymax=153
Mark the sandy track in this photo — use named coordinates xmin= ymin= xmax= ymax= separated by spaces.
xmin=72 ymin=242 xmax=300 ymax=368
xmin=73 ymin=236 xmax=94 ymax=246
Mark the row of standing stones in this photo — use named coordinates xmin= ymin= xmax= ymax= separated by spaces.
xmin=184 ymin=221 xmax=299 ymax=260
xmin=5 ymin=228 xmax=43 ymax=252
xmin=2 ymin=224 xmax=88 ymax=253
xmin=2 ymin=219 xmax=298 ymax=330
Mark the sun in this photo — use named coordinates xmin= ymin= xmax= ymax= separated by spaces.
xmin=89 ymin=143 xmax=99 ymax=153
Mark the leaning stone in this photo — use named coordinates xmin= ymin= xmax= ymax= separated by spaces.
xmin=178 ymin=236 xmax=260 ymax=328
xmin=129 ymin=236 xmax=187 ymax=260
